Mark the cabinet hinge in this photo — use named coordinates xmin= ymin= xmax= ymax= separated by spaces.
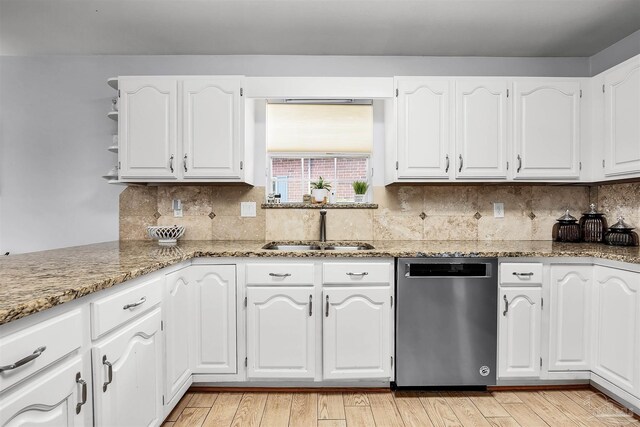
xmin=395 ymin=88 xmax=398 ymax=97
xmin=161 ymin=320 xmax=164 ymax=331
xmin=245 ymin=357 xmax=248 ymax=367
xmin=395 ymin=161 xmax=399 ymax=170
xmin=580 ymin=89 xmax=582 ymax=98
xmin=390 ymin=295 xmax=393 ymax=307
xmin=244 ymin=296 xmax=247 ymax=307
xmin=240 ymin=161 xmax=243 ymax=170
xmin=240 ymin=88 xmax=243 ymax=96
xmin=506 ymin=89 xmax=509 ymax=98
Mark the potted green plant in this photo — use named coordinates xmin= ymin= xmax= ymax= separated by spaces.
xmin=352 ymin=180 xmax=368 ymax=203
xmin=310 ymin=176 xmax=331 ymax=203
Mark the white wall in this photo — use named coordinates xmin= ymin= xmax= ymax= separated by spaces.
xmin=590 ymin=29 xmax=640 ymax=76
xmin=0 ymin=52 xmax=628 ymax=254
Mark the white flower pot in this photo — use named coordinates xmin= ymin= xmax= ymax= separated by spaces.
xmin=312 ymin=189 xmax=328 ymax=203
xmin=354 ymin=194 xmax=365 ymax=203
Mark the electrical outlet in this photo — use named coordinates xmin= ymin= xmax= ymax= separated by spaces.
xmin=173 ymin=199 xmax=183 ymax=218
xmin=493 ymin=202 xmax=504 ymax=218
xmin=241 ymin=202 xmax=256 ymax=217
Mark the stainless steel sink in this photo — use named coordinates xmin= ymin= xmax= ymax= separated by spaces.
xmin=262 ymin=242 xmax=374 ymax=251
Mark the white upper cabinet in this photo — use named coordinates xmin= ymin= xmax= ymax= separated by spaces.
xmin=603 ymin=56 xmax=640 ymax=177
xmin=455 ymin=81 xmax=509 ymax=179
xmin=548 ymin=265 xmax=591 ymax=371
xmin=498 ymin=287 xmax=542 ymax=378
xmin=323 ymin=287 xmax=391 ymax=380
xmin=119 ymin=78 xmax=178 ymax=180
xmin=513 ymin=81 xmax=581 ymax=179
xmin=396 ymin=79 xmax=451 ymax=179
xmin=116 ymin=75 xmax=251 ymax=183
xmin=182 ymin=78 xmax=243 ymax=179
xmin=592 ymin=266 xmax=640 ymax=397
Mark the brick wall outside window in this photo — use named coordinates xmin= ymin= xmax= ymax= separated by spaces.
xmin=270 ymin=157 xmax=368 ymax=202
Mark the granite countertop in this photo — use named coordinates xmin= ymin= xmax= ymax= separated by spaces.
xmin=1 ymin=240 xmax=638 ymax=326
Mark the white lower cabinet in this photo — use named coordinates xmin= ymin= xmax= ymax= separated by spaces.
xmin=164 ymin=268 xmax=192 ymax=405
xmin=498 ymin=287 xmax=542 ymax=378
xmin=246 ymin=286 xmax=315 ymax=379
xmin=323 ymin=287 xmax=391 ymax=380
xmin=92 ymin=308 xmax=163 ymax=427
xmin=0 ymin=357 xmax=90 ymax=426
xmin=191 ymin=265 xmax=237 ymax=374
xmin=592 ymin=266 xmax=640 ymax=397
xmin=548 ymin=265 xmax=592 ymax=371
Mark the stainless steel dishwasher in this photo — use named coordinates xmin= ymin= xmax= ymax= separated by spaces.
xmin=395 ymin=258 xmax=498 ymax=387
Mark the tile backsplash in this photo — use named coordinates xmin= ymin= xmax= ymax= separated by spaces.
xmin=118 ymin=182 xmax=640 ymax=241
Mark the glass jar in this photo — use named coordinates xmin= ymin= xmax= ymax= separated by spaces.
xmin=552 ymin=210 xmax=581 ymax=242
xmin=579 ymin=204 xmax=608 ymax=243
xmin=604 ymin=217 xmax=639 ymax=247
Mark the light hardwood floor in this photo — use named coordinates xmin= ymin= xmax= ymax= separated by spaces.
xmin=163 ymin=389 xmax=640 ymax=427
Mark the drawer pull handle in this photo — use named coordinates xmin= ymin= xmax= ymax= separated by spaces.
xmin=325 ymin=295 xmax=330 ymax=317
xmin=76 ymin=372 xmax=88 ymax=414
xmin=269 ymin=273 xmax=291 ymax=278
xmin=309 ymin=295 xmax=313 ymax=316
xmin=503 ymin=295 xmax=509 ymax=316
xmin=512 ymin=272 xmax=534 ymax=277
xmin=346 ymin=272 xmax=368 ymax=277
xmin=123 ymin=296 xmax=146 ymax=310
xmin=102 ymin=355 xmax=113 ymax=392
xmin=0 ymin=346 xmax=46 ymax=372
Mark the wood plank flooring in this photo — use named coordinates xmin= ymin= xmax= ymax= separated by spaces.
xmin=164 ymin=389 xmax=640 ymax=427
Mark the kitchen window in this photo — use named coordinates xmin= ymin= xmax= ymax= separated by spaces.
xmin=266 ymin=102 xmax=372 ymax=203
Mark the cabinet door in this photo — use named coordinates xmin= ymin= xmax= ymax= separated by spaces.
xmin=513 ymin=81 xmax=580 ymax=179
xmin=396 ymin=79 xmax=451 ymax=179
xmin=323 ymin=287 xmax=391 ymax=380
xmin=498 ymin=287 xmax=542 ymax=378
xmin=604 ymin=58 xmax=640 ymax=177
xmin=592 ymin=266 xmax=640 ymax=396
xmin=191 ymin=265 xmax=237 ymax=374
xmin=119 ymin=78 xmax=178 ymax=179
xmin=246 ymin=287 xmax=315 ymax=379
xmin=0 ymin=357 xmax=90 ymax=426
xmin=182 ymin=78 xmax=243 ymax=179
xmin=549 ymin=265 xmax=591 ymax=371
xmin=93 ymin=308 xmax=163 ymax=427
xmin=455 ymin=81 xmax=508 ymax=179
xmin=165 ymin=269 xmax=192 ymax=403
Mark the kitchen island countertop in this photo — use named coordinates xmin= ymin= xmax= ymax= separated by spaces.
xmin=1 ymin=239 xmax=638 ymax=325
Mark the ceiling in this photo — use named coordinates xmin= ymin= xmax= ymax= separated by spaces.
xmin=1 ymin=0 xmax=639 ymax=56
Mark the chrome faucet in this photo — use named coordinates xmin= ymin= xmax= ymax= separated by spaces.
xmin=319 ymin=209 xmax=327 ymax=242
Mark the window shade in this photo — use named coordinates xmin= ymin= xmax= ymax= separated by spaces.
xmin=266 ymin=104 xmax=373 ymax=153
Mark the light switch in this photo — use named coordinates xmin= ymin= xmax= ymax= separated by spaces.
xmin=493 ymin=202 xmax=504 ymax=218
xmin=173 ymin=199 xmax=183 ymax=218
xmin=241 ymin=202 xmax=257 ymax=217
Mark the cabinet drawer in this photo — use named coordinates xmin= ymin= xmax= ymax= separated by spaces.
xmin=246 ymin=263 xmax=314 ymax=286
xmin=0 ymin=310 xmax=82 ymax=393
xmin=323 ymin=263 xmax=391 ymax=285
xmin=500 ymin=263 xmax=543 ymax=285
xmin=91 ymin=276 xmax=163 ymax=339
